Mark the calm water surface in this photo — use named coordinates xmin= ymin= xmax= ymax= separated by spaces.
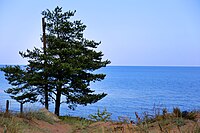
xmin=0 ymin=66 xmax=200 ymax=120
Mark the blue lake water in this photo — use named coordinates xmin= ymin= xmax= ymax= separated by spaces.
xmin=0 ymin=66 xmax=200 ymax=120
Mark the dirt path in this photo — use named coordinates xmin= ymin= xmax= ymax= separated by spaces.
xmin=31 ymin=119 xmax=72 ymax=133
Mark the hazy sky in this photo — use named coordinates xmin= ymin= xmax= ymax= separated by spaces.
xmin=0 ymin=0 xmax=200 ymax=66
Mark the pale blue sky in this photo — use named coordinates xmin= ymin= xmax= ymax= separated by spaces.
xmin=0 ymin=0 xmax=200 ymax=66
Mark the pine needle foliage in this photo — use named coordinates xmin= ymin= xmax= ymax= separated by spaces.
xmin=1 ymin=6 xmax=110 ymax=116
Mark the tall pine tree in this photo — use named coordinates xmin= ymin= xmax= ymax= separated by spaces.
xmin=18 ymin=6 xmax=110 ymax=116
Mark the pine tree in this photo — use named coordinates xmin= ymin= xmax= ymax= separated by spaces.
xmin=1 ymin=66 xmax=38 ymax=113
xmin=19 ymin=47 xmax=51 ymax=110
xmin=20 ymin=6 xmax=110 ymax=116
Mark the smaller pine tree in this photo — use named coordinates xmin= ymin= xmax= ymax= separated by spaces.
xmin=1 ymin=66 xmax=38 ymax=113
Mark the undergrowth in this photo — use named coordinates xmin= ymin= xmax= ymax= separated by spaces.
xmin=89 ymin=108 xmax=112 ymax=122
xmin=0 ymin=109 xmax=56 ymax=133
xmin=20 ymin=111 xmax=55 ymax=124
xmin=0 ymin=112 xmax=30 ymax=133
xmin=134 ymin=107 xmax=200 ymax=132
xmin=60 ymin=115 xmax=94 ymax=132
xmin=0 ymin=107 xmax=199 ymax=133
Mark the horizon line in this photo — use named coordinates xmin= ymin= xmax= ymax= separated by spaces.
xmin=0 ymin=64 xmax=200 ymax=67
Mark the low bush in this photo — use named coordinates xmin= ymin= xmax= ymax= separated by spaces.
xmin=89 ymin=108 xmax=112 ymax=122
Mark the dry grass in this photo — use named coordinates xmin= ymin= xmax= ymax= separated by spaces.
xmin=0 ymin=109 xmax=61 ymax=133
xmin=0 ymin=112 xmax=38 ymax=133
xmin=72 ymin=107 xmax=200 ymax=133
xmin=0 ymin=107 xmax=199 ymax=133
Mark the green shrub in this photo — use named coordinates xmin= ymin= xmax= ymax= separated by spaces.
xmin=89 ymin=108 xmax=112 ymax=122
xmin=173 ymin=118 xmax=185 ymax=127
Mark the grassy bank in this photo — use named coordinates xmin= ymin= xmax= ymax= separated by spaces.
xmin=0 ymin=107 xmax=200 ymax=133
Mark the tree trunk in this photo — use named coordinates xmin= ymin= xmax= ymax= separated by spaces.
xmin=42 ymin=17 xmax=48 ymax=110
xmin=6 ymin=100 xmax=9 ymax=113
xmin=20 ymin=103 xmax=23 ymax=114
xmin=44 ymin=85 xmax=49 ymax=110
xmin=54 ymin=86 xmax=61 ymax=116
